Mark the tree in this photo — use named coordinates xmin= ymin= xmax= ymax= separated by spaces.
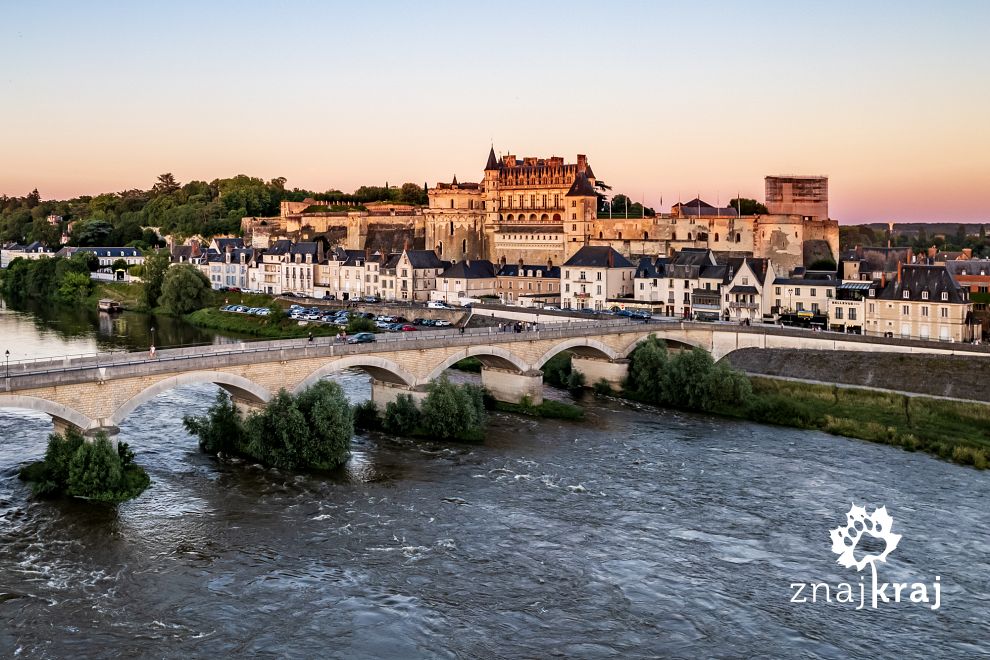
xmin=141 ymin=249 xmax=170 ymax=308
xmin=244 ymin=390 xmax=310 ymax=469
xmin=728 ymin=198 xmax=769 ymax=215
xmin=382 ymin=394 xmax=421 ymax=435
xmin=70 ymin=218 xmax=113 ymax=246
xmin=295 ymin=381 xmax=353 ymax=468
xmin=346 ymin=316 xmax=375 ymax=334
xmin=56 ymin=271 xmax=92 ymax=302
xmin=111 ymin=258 xmax=129 ymax=273
xmin=152 ymin=173 xmax=181 ymax=196
xmin=66 ymin=434 xmax=123 ymax=501
xmin=159 ymin=264 xmax=211 ymax=315
xmin=419 ymin=377 xmax=486 ymax=441
xmin=183 ymin=390 xmax=244 ymax=455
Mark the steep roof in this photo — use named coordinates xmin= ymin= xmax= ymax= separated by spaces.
xmin=635 ymin=257 xmax=666 ymax=279
xmin=404 ymin=249 xmax=444 ymax=269
xmin=562 ymin=246 xmax=633 ymax=268
xmin=267 ymin=239 xmax=293 ymax=255
xmin=565 ymin=172 xmax=598 ymax=197
xmin=441 ymin=259 xmax=497 ymax=279
xmin=485 ymin=146 xmax=500 ymax=171
xmin=673 ymin=198 xmax=738 ymax=217
xmin=877 ymin=265 xmax=969 ymax=303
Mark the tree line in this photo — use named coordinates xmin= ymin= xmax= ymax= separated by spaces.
xmin=0 ymin=175 xmax=430 ymax=250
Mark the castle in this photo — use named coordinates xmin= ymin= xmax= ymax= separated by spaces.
xmin=243 ymin=148 xmax=839 ymax=275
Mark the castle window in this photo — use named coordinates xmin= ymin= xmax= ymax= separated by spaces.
xmin=450 ymin=200 xmax=454 ymax=209
xmin=462 ymin=239 xmax=467 ymax=254
xmin=599 ymin=232 xmax=604 ymax=239
xmin=450 ymin=221 xmax=454 ymax=236
xmin=715 ymin=233 xmax=719 ymax=242
xmin=643 ymin=232 xmax=649 ymax=240
xmin=735 ymin=233 xmax=741 ymax=243
xmin=687 ymin=233 xmax=692 ymax=241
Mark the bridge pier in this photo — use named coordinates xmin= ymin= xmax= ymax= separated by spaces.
xmin=371 ymin=380 xmax=428 ymax=409
xmin=231 ymin=396 xmax=265 ymax=419
xmin=480 ymin=367 xmax=543 ymax=405
xmin=570 ymin=357 xmax=629 ymax=390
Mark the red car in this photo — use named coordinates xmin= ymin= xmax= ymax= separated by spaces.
xmin=400 ymin=324 xmax=418 ymax=331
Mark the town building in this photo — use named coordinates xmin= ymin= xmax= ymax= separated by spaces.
xmin=432 ymin=259 xmax=498 ymax=304
xmin=867 ymin=264 xmax=976 ymax=342
xmin=1 ymin=242 xmax=54 ymax=268
xmin=57 ymin=246 xmax=144 ymax=268
xmin=828 ymin=281 xmax=876 ymax=334
xmin=722 ymin=258 xmax=776 ymax=322
xmin=560 ymin=246 xmax=635 ymax=311
xmin=281 ymin=242 xmax=322 ymax=297
xmin=494 ymin=259 xmax=561 ymax=306
xmin=379 ymin=249 xmax=448 ymax=302
xmin=632 ymin=257 xmax=668 ymax=306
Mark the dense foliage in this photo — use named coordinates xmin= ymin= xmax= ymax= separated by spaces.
xmin=541 ymin=353 xmax=586 ymax=392
xmin=625 ymin=337 xmax=752 ymax=411
xmin=840 ymin=223 xmax=990 ymax=256
xmin=0 ymin=253 xmax=95 ymax=302
xmin=1 ymin=175 xmax=429 ymax=249
xmin=19 ymin=429 xmax=150 ymax=502
xmin=183 ymin=383 xmax=353 ymax=471
xmin=359 ymin=378 xmax=487 ymax=442
xmin=159 ymin=264 xmax=212 ymax=315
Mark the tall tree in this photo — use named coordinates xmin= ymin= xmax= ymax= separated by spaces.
xmin=151 ymin=173 xmax=180 ymax=197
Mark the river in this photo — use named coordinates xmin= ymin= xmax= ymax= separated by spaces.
xmin=1 ymin=301 xmax=988 ymax=658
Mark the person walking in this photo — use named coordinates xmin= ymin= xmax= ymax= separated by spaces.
xmin=308 ymin=331 xmax=314 ymax=343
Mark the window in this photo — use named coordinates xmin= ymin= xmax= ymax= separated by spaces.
xmin=921 ymin=306 xmax=929 ymax=317
xmin=902 ymin=305 xmax=910 ymax=315
xmin=795 ymin=288 xmax=801 ymax=296
xmin=776 ymin=287 xmax=781 ymax=295
xmin=921 ymin=291 xmax=928 ymax=300
xmin=903 ymin=290 xmax=910 ymax=299
xmin=811 ymin=302 xmax=819 ymax=312
xmin=869 ymin=303 xmax=875 ymax=313
xmin=835 ymin=308 xmax=843 ymax=320
xmin=571 ymin=200 xmax=576 ymax=207
xmin=579 ymin=271 xmax=586 ymax=281
xmin=940 ymin=307 xmax=949 ymax=318
xmin=941 ymin=292 xmax=948 ymax=301
xmin=849 ymin=308 xmax=857 ymax=320
xmin=573 ymin=224 xmax=577 ymax=231
xmin=742 ymin=277 xmax=749 ymax=285
xmin=810 ymin=288 xmax=817 ymax=297
xmin=597 ymin=272 xmax=602 ymax=281
xmin=572 ymin=214 xmax=577 ymax=220
xmin=869 ymin=289 xmax=876 ymax=297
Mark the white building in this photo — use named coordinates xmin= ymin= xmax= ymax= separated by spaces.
xmin=561 ymin=246 xmax=635 ymax=311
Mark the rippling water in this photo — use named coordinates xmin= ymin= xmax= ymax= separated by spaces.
xmin=1 ymin=307 xmax=988 ymax=658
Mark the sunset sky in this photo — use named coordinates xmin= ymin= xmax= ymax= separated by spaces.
xmin=2 ymin=1 xmax=988 ymax=223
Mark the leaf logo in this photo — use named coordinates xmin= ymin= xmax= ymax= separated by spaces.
xmin=829 ymin=504 xmax=901 ymax=571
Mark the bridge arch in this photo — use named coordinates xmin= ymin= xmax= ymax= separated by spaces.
xmin=0 ymin=394 xmax=94 ymax=432
xmin=535 ymin=338 xmax=620 ymax=369
xmin=108 ymin=371 xmax=272 ymax=427
xmin=424 ymin=345 xmax=530 ymax=384
xmin=294 ymin=355 xmax=416 ymax=393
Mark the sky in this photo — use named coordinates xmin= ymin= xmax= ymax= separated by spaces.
xmin=1 ymin=0 xmax=988 ymax=223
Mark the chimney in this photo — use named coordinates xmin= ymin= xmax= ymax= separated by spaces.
xmin=607 ymin=249 xmax=614 ymax=268
xmin=518 ymin=257 xmax=524 ymax=270
xmin=577 ymin=154 xmax=587 ymax=174
xmin=897 ymin=260 xmax=902 ymax=284
xmin=547 ymin=257 xmax=553 ymax=270
xmin=365 ymin=247 xmax=371 ymax=262
xmin=499 ymin=255 xmax=506 ymax=267
xmin=403 ymin=237 xmax=411 ymax=252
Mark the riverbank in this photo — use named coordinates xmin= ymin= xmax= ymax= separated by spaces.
xmin=716 ymin=377 xmax=990 ymax=469
xmin=184 ymin=307 xmax=341 ymax=339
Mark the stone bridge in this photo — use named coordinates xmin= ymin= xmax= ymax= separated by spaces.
xmin=2 ymin=319 xmax=987 ymax=439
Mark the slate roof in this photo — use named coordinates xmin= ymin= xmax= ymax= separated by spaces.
xmin=565 ymin=172 xmax=598 ymax=197
xmin=772 ymin=277 xmax=837 ymax=287
xmin=497 ymin=263 xmax=561 ymax=278
xmin=267 ymin=239 xmax=293 ymax=255
xmin=66 ymin=247 xmax=141 ymax=258
xmin=729 ymin=285 xmax=759 ymax=294
xmin=213 ymin=238 xmax=245 ymax=251
xmin=877 ymin=265 xmax=969 ymax=303
xmin=441 ymin=259 xmax=497 ymax=279
xmin=635 ymin=257 xmax=666 ymax=279
xmin=667 ymin=248 xmax=716 ymax=279
xmin=945 ymin=260 xmax=990 ymax=278
xmin=673 ymin=198 xmax=738 ymax=217
xmin=289 ymin=242 xmax=319 ymax=256
xmin=562 ymin=246 xmax=633 ymax=268
xmin=405 ymin=249 xmax=444 ymax=269
xmin=485 ymin=147 xmax=500 ymax=171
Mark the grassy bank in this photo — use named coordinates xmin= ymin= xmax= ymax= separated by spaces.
xmin=488 ymin=397 xmax=585 ymax=421
xmin=184 ymin=307 xmax=341 ymax=339
xmin=716 ymin=377 xmax=990 ymax=469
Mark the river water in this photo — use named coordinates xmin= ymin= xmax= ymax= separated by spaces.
xmin=1 ymin=301 xmax=988 ymax=658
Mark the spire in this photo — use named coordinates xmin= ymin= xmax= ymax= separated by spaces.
xmin=452 ymin=174 xmax=458 ymax=185
xmin=485 ymin=146 xmax=499 ymax=171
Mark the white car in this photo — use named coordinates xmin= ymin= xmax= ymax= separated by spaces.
xmin=426 ymin=301 xmax=450 ymax=309
xmin=433 ymin=319 xmax=452 ymax=327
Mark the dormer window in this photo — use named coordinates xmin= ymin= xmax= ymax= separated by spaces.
xmin=941 ymin=292 xmax=948 ymax=301
xmin=921 ymin=291 xmax=928 ymax=300
xmin=869 ymin=289 xmax=876 ymax=297
xmin=902 ymin=290 xmax=910 ymax=299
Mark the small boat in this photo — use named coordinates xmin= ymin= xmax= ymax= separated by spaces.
xmin=98 ymin=299 xmax=122 ymax=313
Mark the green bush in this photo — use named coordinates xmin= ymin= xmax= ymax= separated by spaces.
xmin=452 ymin=357 xmax=483 ymax=373
xmin=419 ymin=377 xmax=486 ymax=441
xmin=19 ymin=429 xmax=150 ymax=502
xmin=185 ymin=383 xmax=354 ymax=471
xmin=542 ymin=353 xmax=573 ymax=389
xmin=565 ymin=370 xmax=586 ymax=392
xmin=353 ymin=400 xmax=381 ymax=430
xmin=593 ymin=378 xmax=613 ymax=395
xmin=382 ymin=394 xmax=421 ymax=435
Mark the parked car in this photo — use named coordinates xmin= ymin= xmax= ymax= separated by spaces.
xmin=615 ymin=309 xmax=634 ymax=317
xmin=543 ymin=306 xmax=560 ymax=311
xmin=387 ymin=322 xmax=405 ymax=332
xmin=347 ymin=332 xmax=376 ymax=344
xmin=427 ymin=301 xmax=450 ymax=309
xmin=363 ymin=296 xmax=379 ymax=303
xmin=219 ymin=305 xmax=233 ymax=312
xmin=433 ymin=319 xmax=451 ymax=327
xmin=400 ymin=324 xmax=418 ymax=331
xmin=374 ymin=320 xmax=392 ymax=329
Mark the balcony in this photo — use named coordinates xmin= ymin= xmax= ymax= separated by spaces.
xmin=728 ymin=301 xmax=759 ymax=310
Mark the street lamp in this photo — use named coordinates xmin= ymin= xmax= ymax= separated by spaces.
xmin=150 ymin=327 xmax=156 ymax=352
xmin=4 ymin=349 xmax=8 ymax=378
